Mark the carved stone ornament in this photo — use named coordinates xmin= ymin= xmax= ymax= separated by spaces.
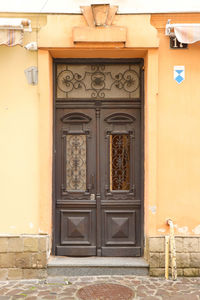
xmin=80 ymin=4 xmax=118 ymax=27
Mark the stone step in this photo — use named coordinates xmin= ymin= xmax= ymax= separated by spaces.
xmin=47 ymin=256 xmax=149 ymax=276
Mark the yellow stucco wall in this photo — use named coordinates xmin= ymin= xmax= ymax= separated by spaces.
xmin=156 ymin=30 xmax=200 ymax=236
xmin=0 ymin=45 xmax=39 ymax=234
xmin=0 ymin=12 xmax=200 ymax=239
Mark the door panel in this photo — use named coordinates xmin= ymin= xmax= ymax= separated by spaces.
xmin=55 ymin=109 xmax=97 ymax=256
xmin=57 ymin=209 xmax=96 ymax=256
xmin=100 ymin=108 xmax=141 ymax=256
xmin=103 ymin=210 xmax=136 ymax=245
xmin=60 ymin=210 xmax=95 ymax=245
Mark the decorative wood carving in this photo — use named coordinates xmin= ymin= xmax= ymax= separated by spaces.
xmin=68 ymin=217 xmax=85 ymax=238
xmin=105 ymin=113 xmax=136 ymax=124
xmin=111 ymin=217 xmax=129 ymax=238
xmin=60 ymin=209 xmax=95 ymax=246
xmin=61 ymin=112 xmax=91 ymax=123
xmin=103 ymin=210 xmax=136 ymax=246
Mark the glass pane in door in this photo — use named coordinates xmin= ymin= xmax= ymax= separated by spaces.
xmin=110 ymin=134 xmax=130 ymax=190
xmin=66 ymin=135 xmax=86 ymax=191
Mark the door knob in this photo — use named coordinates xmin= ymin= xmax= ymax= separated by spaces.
xmin=90 ymin=193 xmax=95 ymax=200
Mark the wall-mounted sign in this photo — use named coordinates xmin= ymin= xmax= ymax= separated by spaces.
xmin=170 ymin=36 xmax=188 ymax=49
xmin=174 ymin=66 xmax=185 ymax=84
xmin=24 ymin=66 xmax=38 ymax=85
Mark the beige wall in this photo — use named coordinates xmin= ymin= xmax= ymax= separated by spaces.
xmin=0 ymin=12 xmax=200 ymax=240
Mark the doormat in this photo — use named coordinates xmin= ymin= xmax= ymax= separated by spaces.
xmin=76 ymin=283 xmax=134 ymax=300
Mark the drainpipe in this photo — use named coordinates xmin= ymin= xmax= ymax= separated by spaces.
xmin=165 ymin=235 xmax=170 ymax=279
xmin=166 ymin=219 xmax=177 ymax=281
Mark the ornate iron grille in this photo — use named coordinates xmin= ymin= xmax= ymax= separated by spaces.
xmin=66 ymin=135 xmax=86 ymax=191
xmin=56 ymin=64 xmax=140 ymax=99
xmin=110 ymin=134 xmax=130 ymax=190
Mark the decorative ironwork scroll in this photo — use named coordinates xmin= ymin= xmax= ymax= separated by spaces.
xmin=66 ymin=135 xmax=86 ymax=191
xmin=56 ymin=64 xmax=140 ymax=99
xmin=110 ymin=134 xmax=130 ymax=190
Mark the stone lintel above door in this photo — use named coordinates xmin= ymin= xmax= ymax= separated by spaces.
xmin=73 ymin=26 xmax=127 ymax=44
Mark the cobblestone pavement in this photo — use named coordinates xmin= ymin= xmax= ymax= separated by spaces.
xmin=0 ymin=275 xmax=199 ymax=300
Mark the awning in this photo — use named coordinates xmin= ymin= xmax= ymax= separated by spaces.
xmin=166 ymin=21 xmax=200 ymax=44
xmin=0 ymin=18 xmax=31 ymax=46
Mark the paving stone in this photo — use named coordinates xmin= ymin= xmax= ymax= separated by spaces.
xmin=140 ymin=297 xmax=160 ymax=300
xmin=0 ymin=289 xmax=9 ymax=296
xmin=5 ymin=288 xmax=23 ymax=295
xmin=59 ymin=298 xmax=75 ymax=300
xmin=0 ymin=275 xmax=199 ymax=299
xmin=41 ymin=296 xmax=56 ymax=299
xmin=37 ymin=291 xmax=51 ymax=296
xmin=59 ymin=287 xmax=76 ymax=294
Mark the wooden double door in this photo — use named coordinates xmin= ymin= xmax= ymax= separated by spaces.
xmin=54 ymin=59 xmax=143 ymax=257
xmin=55 ymin=104 xmax=143 ymax=257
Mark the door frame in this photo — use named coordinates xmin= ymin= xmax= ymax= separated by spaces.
xmin=52 ymin=58 xmax=144 ymax=256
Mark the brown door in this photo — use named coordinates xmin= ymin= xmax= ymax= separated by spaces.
xmin=54 ymin=60 xmax=143 ymax=256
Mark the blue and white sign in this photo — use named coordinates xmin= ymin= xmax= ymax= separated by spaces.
xmin=174 ymin=66 xmax=185 ymax=84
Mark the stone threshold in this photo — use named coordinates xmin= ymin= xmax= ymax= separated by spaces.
xmin=48 ymin=256 xmax=148 ymax=267
xmin=47 ymin=256 xmax=149 ymax=276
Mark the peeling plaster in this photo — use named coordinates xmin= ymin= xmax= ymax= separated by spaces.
xmin=177 ymin=226 xmax=188 ymax=234
xmin=39 ymin=228 xmax=46 ymax=234
xmin=10 ymin=225 xmax=16 ymax=229
xmin=192 ymin=224 xmax=200 ymax=234
xmin=149 ymin=205 xmax=156 ymax=214
xmin=29 ymin=222 xmax=34 ymax=229
xmin=157 ymin=228 xmax=166 ymax=233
